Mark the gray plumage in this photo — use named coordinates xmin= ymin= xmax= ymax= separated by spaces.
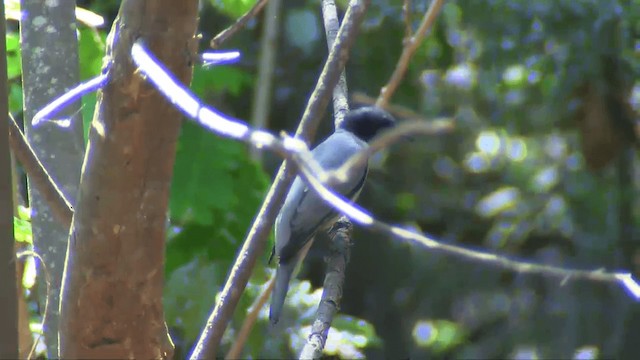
xmin=269 ymin=106 xmax=396 ymax=324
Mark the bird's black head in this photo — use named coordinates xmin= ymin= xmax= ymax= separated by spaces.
xmin=339 ymin=106 xmax=396 ymax=142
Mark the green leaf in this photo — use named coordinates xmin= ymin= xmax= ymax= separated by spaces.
xmin=207 ymin=0 xmax=258 ymax=19
xmin=78 ymin=28 xmax=106 ymax=80
xmin=17 ymin=205 xmax=30 ymax=220
xmin=14 ymin=217 xmax=33 ymax=244
xmin=8 ymin=83 xmax=23 ymax=114
xmin=6 ymin=32 xmax=21 ymax=79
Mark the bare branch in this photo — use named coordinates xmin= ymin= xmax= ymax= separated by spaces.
xmin=376 ymin=0 xmax=445 ymax=108
xmin=402 ymin=0 xmax=413 ymax=38
xmin=250 ymin=0 xmax=282 ymax=162
xmin=16 ymin=251 xmax=51 ymax=360
xmin=331 ymin=119 xmax=454 ymax=184
xmin=299 ymin=218 xmax=352 ymax=359
xmin=7 ymin=114 xmax=73 ymax=228
xmin=352 ymin=91 xmax=434 ymax=120
xmin=210 ymin=0 xmax=270 ymax=49
xmin=321 ymin=0 xmax=349 ymax=126
xmin=224 ymin=279 xmax=275 ymax=359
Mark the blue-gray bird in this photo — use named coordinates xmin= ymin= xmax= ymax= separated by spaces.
xmin=269 ymin=106 xmax=396 ymax=324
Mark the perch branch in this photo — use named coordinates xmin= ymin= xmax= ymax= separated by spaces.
xmin=7 ymin=114 xmax=73 ymax=227
xmin=376 ymin=0 xmax=445 ymax=108
xmin=299 ymin=1 xmax=353 ymax=357
xmin=299 ymin=218 xmax=353 ymax=359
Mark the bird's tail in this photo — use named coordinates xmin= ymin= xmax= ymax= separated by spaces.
xmin=269 ymin=260 xmax=295 ymax=324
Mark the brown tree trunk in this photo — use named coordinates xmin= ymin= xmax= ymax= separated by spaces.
xmin=58 ymin=1 xmax=198 ymax=358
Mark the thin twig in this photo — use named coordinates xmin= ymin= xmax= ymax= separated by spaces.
xmin=331 ymin=119 xmax=454 ymax=184
xmin=250 ymin=0 xmax=282 ymax=162
xmin=402 ymin=0 xmax=413 ymax=39
xmin=376 ymin=0 xmax=445 ymax=108
xmin=321 ymin=0 xmax=349 ymax=126
xmin=352 ymin=91 xmax=432 ymax=120
xmin=16 ymin=251 xmax=51 ymax=360
xmin=7 ymin=114 xmax=73 ymax=228
xmin=224 ymin=279 xmax=275 ymax=359
xmin=299 ymin=218 xmax=352 ymax=359
xmin=210 ymin=0 xmax=270 ymax=49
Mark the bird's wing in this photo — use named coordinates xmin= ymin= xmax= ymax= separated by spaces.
xmin=275 ymin=131 xmax=368 ymax=262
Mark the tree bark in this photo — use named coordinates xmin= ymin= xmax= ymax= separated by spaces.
xmin=19 ymin=1 xmax=84 ymax=355
xmin=0 ymin=0 xmax=19 ymax=357
xmin=58 ymin=1 xmax=198 ymax=358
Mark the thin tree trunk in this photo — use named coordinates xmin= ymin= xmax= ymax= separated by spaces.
xmin=0 ymin=0 xmax=19 ymax=357
xmin=19 ymin=1 xmax=85 ymax=356
xmin=58 ymin=1 xmax=198 ymax=358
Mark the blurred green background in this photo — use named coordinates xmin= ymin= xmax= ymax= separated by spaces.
xmin=11 ymin=0 xmax=640 ymax=358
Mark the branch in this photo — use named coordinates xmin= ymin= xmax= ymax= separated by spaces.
xmin=210 ymin=0 xmax=270 ymax=49
xmin=330 ymin=119 xmax=452 ymax=187
xmin=321 ymin=0 xmax=349 ymax=126
xmin=402 ymin=0 xmax=413 ymax=39
xmin=297 ymin=2 xmax=354 ymax=357
xmin=376 ymin=0 xmax=445 ymax=108
xmin=353 ymin=91 xmax=433 ymax=120
xmin=249 ymin=0 xmax=282 ymax=162
xmin=299 ymin=218 xmax=352 ymax=359
xmin=224 ymin=279 xmax=275 ymax=359
xmin=7 ymin=114 xmax=73 ymax=228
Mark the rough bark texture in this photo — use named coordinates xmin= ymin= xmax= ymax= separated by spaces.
xmin=58 ymin=1 xmax=198 ymax=358
xmin=19 ymin=1 xmax=85 ymax=355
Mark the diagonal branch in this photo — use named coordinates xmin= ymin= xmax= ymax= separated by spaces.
xmin=376 ymin=0 xmax=445 ymax=108
xmin=7 ymin=114 xmax=73 ymax=228
xmin=210 ymin=0 xmax=270 ymax=49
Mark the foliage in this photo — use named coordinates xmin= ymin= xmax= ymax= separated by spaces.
xmin=13 ymin=206 xmax=32 ymax=245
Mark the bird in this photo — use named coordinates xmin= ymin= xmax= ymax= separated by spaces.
xmin=269 ymin=106 xmax=396 ymax=324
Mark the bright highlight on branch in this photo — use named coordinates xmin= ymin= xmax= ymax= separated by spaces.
xmin=129 ymin=40 xmax=640 ymax=302
xmin=32 ymin=74 xmax=108 ymax=127
xmin=201 ymin=51 xmax=241 ymax=66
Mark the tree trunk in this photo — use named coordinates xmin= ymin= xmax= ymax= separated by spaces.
xmin=58 ymin=1 xmax=198 ymax=358
xmin=19 ymin=1 xmax=85 ymax=355
xmin=0 ymin=0 xmax=19 ymax=357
